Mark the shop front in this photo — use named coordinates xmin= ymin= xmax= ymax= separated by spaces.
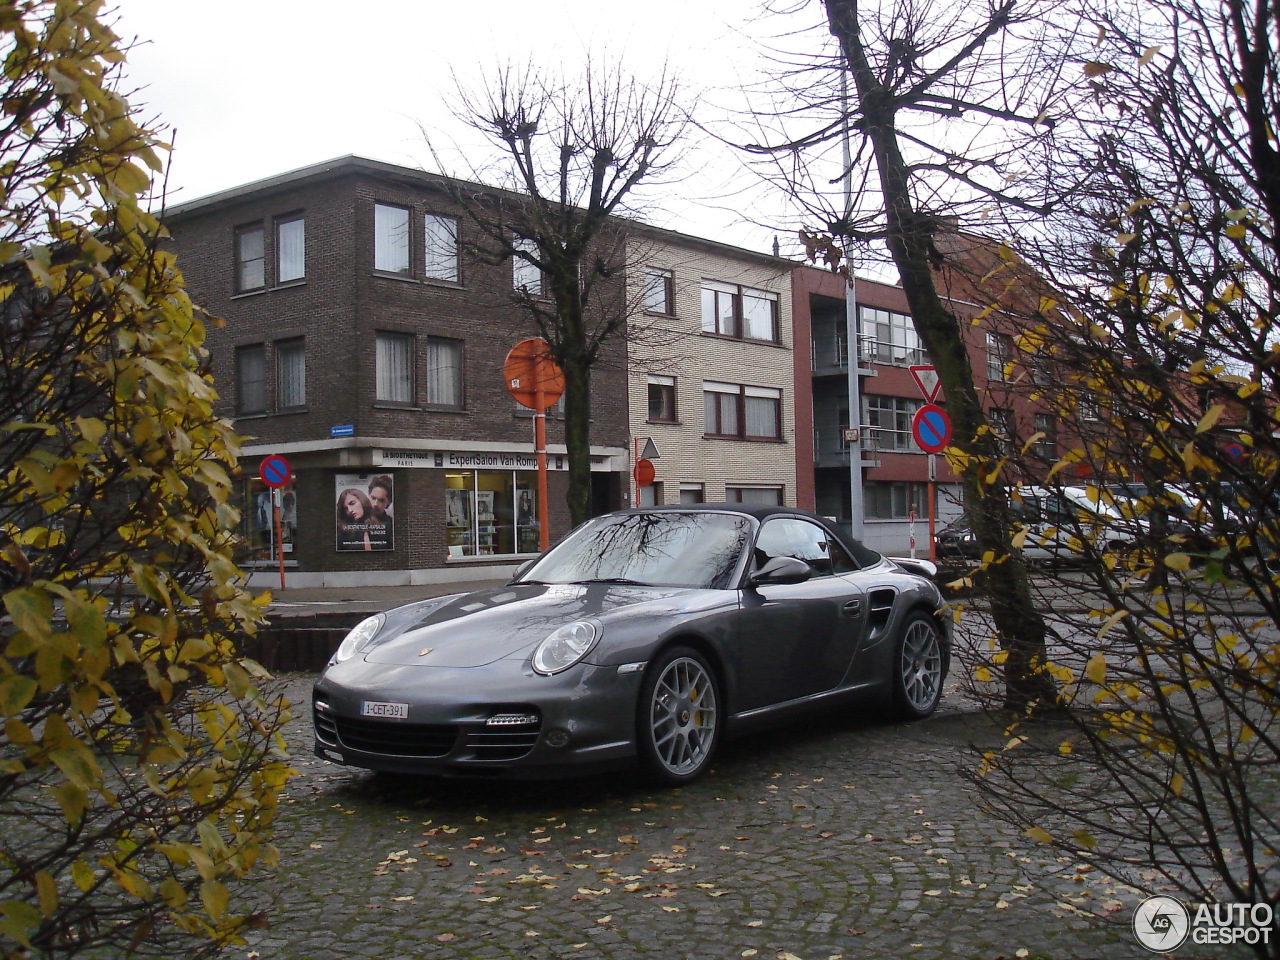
xmin=237 ymin=445 xmax=623 ymax=587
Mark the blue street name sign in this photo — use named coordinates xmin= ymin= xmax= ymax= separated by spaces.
xmin=912 ymin=404 xmax=952 ymax=454
xmin=330 ymin=424 xmax=355 ymax=438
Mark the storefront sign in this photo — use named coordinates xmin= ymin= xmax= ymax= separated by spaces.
xmin=381 ymin=450 xmax=611 ymax=471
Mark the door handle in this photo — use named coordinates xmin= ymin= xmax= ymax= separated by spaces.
xmin=842 ymin=599 xmax=862 ymax=617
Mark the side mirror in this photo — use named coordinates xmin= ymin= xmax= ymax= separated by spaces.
xmin=749 ymin=556 xmax=813 ymax=587
xmin=510 ymin=559 xmax=535 ymax=583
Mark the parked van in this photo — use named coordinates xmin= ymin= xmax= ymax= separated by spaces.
xmin=1011 ymin=485 xmax=1142 ymax=563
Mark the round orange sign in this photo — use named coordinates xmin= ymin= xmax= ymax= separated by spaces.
xmin=503 ymin=338 xmax=565 ymax=412
xmin=634 ymin=458 xmax=656 ymax=487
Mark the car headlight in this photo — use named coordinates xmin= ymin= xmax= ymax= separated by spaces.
xmin=531 ymin=620 xmax=599 ymax=676
xmin=333 ymin=613 xmax=386 ymax=663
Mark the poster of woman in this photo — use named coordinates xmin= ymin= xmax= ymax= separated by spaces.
xmin=334 ymin=473 xmax=393 ymax=551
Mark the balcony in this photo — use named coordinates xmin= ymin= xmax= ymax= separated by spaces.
xmin=810 ymin=335 xmax=879 ymax=378
xmin=814 ymin=424 xmax=882 ymax=469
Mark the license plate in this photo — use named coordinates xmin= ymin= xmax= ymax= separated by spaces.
xmin=361 ymin=700 xmax=409 ymax=720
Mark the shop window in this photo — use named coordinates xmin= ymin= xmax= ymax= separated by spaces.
xmin=445 ymin=470 xmax=541 ymax=557
xmin=240 ymin=479 xmax=296 ymax=564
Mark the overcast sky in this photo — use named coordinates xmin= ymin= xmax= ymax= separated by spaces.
xmin=108 ymin=0 xmax=821 ymax=255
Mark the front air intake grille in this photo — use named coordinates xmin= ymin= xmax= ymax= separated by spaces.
xmin=330 ymin=716 xmax=459 ymax=758
xmin=469 ymin=720 xmax=542 ymax=761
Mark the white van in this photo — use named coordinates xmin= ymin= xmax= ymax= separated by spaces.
xmin=1010 ymin=485 xmax=1142 ymax=563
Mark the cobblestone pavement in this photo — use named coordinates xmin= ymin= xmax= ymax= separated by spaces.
xmin=227 ymin=669 xmax=1257 ymax=960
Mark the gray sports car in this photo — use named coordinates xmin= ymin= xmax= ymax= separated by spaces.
xmin=313 ymin=505 xmax=949 ymax=784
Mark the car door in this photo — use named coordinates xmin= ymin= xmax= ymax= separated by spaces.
xmin=735 ymin=517 xmax=869 ymax=711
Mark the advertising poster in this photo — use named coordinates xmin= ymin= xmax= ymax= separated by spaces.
xmin=335 ymin=473 xmax=393 ymax=551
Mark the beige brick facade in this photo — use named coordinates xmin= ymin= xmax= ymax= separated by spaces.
xmin=625 ymin=232 xmax=798 ymax=505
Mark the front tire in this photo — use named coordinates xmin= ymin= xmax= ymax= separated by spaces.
xmin=893 ymin=613 xmax=945 ymax=719
xmin=637 ymin=646 xmax=721 ymax=785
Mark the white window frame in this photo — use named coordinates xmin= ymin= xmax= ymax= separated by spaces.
xmin=276 ymin=215 xmax=305 ymax=284
xmin=424 ymin=214 xmax=459 ymax=282
xmin=374 ymin=203 xmax=410 ymax=275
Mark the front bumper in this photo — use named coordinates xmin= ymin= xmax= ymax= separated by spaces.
xmin=312 ymin=658 xmax=643 ymax=778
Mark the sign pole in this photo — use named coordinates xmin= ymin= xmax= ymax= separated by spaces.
xmin=534 ymin=354 xmax=550 ymax=553
xmin=928 ymin=453 xmax=937 ymax=564
xmin=274 ymin=488 xmax=286 ymax=591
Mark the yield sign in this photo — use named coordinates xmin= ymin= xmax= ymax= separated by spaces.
xmin=910 ymin=365 xmax=942 ymax=403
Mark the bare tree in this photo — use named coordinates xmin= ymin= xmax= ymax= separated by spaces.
xmin=742 ymin=0 xmax=1087 ymax=712
xmin=428 ymin=62 xmax=690 ymax=526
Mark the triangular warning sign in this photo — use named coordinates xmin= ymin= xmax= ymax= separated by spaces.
xmin=909 ymin=365 xmax=942 ymax=403
xmin=639 ymin=438 xmax=660 ymax=460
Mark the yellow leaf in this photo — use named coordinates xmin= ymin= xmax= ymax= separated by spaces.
xmin=1096 ymin=609 xmax=1128 ymax=639
xmin=1164 ymin=554 xmax=1192 ymax=572
xmin=1196 ymin=405 xmax=1225 ymax=433
xmin=1170 ymin=774 xmax=1184 ymax=797
xmin=35 ymin=871 xmax=57 ymax=918
xmin=975 ymin=666 xmax=993 ymax=682
xmin=200 ymin=879 xmax=229 ymax=921
xmin=0 ymin=675 xmax=37 ymax=717
xmin=70 ymin=860 xmax=95 ymax=893
xmin=1138 ymin=45 xmax=1161 ymax=64
xmin=1085 ymin=653 xmax=1107 ymax=685
xmin=1026 ymin=827 xmax=1055 ymax=844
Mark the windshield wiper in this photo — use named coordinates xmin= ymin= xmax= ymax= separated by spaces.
xmin=577 ymin=577 xmax=651 ymax=586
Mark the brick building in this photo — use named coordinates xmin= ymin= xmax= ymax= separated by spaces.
xmin=166 ymin=156 xmax=630 ymax=587
xmin=625 ymin=227 xmax=797 ymax=508
xmin=792 ymin=239 xmax=1062 ymax=556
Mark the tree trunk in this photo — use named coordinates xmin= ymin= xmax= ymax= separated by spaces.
xmin=826 ymin=0 xmax=1058 ymax=713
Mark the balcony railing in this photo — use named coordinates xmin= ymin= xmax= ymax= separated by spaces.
xmin=814 ymin=424 xmax=881 ymax=463
xmin=812 ymin=335 xmax=927 ymax=371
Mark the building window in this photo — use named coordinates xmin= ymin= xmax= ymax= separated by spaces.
xmin=700 ymin=281 xmax=779 ymax=343
xmin=863 ymin=395 xmax=923 ymax=452
xmin=859 ymin=306 xmax=925 ymax=366
xmin=446 ymin=470 xmax=540 ymax=556
xmin=276 ymin=215 xmax=305 ymax=284
xmin=865 ymin=481 xmax=929 ymax=520
xmin=987 ymin=332 xmax=1014 ymax=382
xmin=513 ymin=237 xmax=542 ymax=295
xmin=1080 ymin=394 xmax=1101 ymax=421
xmin=234 ymin=224 xmax=265 ymax=293
xmin=1034 ymin=413 xmax=1057 ymax=460
xmin=376 ymin=332 xmax=414 ymax=404
xmin=235 ymin=343 xmax=266 ymax=415
xmin=424 ymin=214 xmax=459 ymax=282
xmin=374 ymin=203 xmax=410 ymax=275
xmin=989 ymin=407 xmax=1014 ymax=453
xmin=425 ymin=336 xmax=462 ymax=407
xmin=647 ymin=375 xmax=676 ymax=422
xmin=644 ymin=268 xmax=674 ymax=314
xmin=679 ymin=483 xmax=704 ymax=504
xmin=276 ymin=338 xmax=306 ymax=410
xmin=726 ymin=486 xmax=783 ymax=506
xmin=704 ymin=382 xmax=782 ymax=440
xmin=638 ymin=482 xmax=664 ymax=508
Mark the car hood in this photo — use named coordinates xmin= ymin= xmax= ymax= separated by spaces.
xmin=361 ymin=582 xmax=706 ymax=668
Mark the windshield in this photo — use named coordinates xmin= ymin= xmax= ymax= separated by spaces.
xmin=518 ymin=511 xmax=752 ymax=589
